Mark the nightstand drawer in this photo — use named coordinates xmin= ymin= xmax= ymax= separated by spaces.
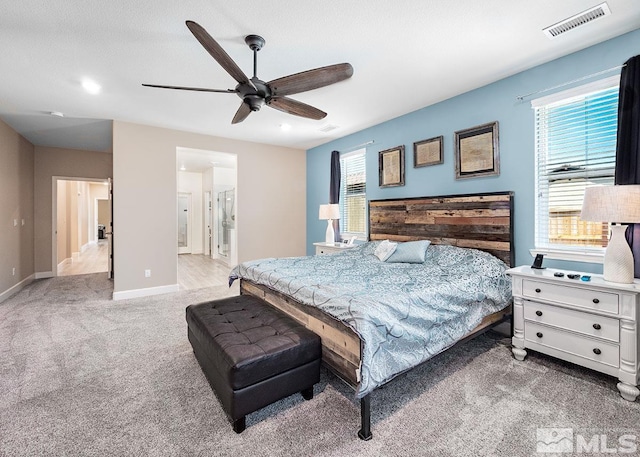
xmin=525 ymin=322 xmax=619 ymax=368
xmin=522 ymin=279 xmax=619 ymax=314
xmin=523 ymin=301 xmax=619 ymax=343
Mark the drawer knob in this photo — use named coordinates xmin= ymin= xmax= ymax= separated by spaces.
xmin=593 ymin=323 xmax=602 ymax=330
xmin=593 ymin=348 xmax=602 ymax=355
xmin=593 ymin=298 xmax=600 ymax=304
xmin=535 ymin=310 xmax=543 ymax=316
xmin=535 ymin=288 xmax=541 ymax=293
xmin=536 ymin=332 xmax=543 ymax=338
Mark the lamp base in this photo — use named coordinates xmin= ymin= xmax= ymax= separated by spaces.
xmin=325 ymin=219 xmax=335 ymax=245
xmin=603 ymin=224 xmax=634 ymax=284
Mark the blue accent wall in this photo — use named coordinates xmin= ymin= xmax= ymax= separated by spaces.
xmin=307 ymin=28 xmax=640 ymax=272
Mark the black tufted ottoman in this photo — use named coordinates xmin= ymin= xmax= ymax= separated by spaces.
xmin=185 ymin=295 xmax=321 ymax=433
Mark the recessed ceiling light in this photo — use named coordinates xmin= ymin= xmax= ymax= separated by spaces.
xmin=280 ymin=123 xmax=292 ymax=132
xmin=50 ymin=111 xmax=64 ymax=117
xmin=82 ymin=79 xmax=101 ymax=95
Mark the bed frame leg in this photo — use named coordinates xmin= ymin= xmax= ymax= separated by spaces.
xmin=357 ymin=394 xmax=372 ymax=441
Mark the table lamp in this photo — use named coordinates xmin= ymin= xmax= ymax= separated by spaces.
xmin=580 ymin=185 xmax=640 ymax=283
xmin=319 ymin=204 xmax=340 ymax=245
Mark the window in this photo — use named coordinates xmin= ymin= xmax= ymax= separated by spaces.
xmin=533 ymin=76 xmax=619 ymax=261
xmin=340 ymin=149 xmax=367 ymax=238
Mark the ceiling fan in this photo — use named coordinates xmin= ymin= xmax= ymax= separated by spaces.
xmin=143 ymin=21 xmax=354 ymax=124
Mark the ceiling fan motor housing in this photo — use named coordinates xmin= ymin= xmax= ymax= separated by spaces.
xmin=236 ymin=78 xmax=271 ymax=111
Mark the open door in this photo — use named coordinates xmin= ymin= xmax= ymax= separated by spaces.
xmin=204 ymin=191 xmax=212 ymax=257
xmin=107 ymin=178 xmax=114 ymax=279
xmin=178 ymin=192 xmax=192 ymax=254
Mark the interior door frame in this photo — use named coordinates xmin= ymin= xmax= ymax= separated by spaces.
xmin=51 ymin=176 xmax=112 ymax=277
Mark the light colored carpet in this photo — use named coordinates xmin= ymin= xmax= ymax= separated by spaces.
xmin=1 ymin=274 xmax=639 ymax=456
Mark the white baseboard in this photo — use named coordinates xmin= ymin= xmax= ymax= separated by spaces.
xmin=58 ymin=258 xmax=71 ymax=268
xmin=35 ymin=271 xmax=54 ymax=279
xmin=0 ymin=273 xmax=35 ymax=303
xmin=81 ymin=242 xmax=95 ymax=253
xmin=112 ymin=284 xmax=179 ymax=301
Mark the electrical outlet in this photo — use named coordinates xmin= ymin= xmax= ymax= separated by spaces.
xmin=12 ymin=267 xmax=16 ymax=276
xmin=13 ymin=219 xmax=17 ymax=227
xmin=144 ymin=269 xmax=151 ymax=278
xmin=21 ymin=219 xmax=25 ymax=226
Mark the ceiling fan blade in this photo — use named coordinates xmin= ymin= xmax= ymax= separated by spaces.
xmin=268 ymin=63 xmax=353 ymax=97
xmin=231 ymin=102 xmax=252 ymax=124
xmin=142 ymin=83 xmax=237 ymax=94
xmin=268 ymin=97 xmax=327 ymax=120
xmin=186 ymin=20 xmax=254 ymax=88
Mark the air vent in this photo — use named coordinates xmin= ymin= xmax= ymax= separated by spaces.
xmin=543 ymin=2 xmax=611 ymax=39
xmin=318 ymin=124 xmax=340 ymax=133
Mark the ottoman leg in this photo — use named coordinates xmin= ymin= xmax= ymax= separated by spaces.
xmin=301 ymin=387 xmax=314 ymax=400
xmin=232 ymin=417 xmax=246 ymax=434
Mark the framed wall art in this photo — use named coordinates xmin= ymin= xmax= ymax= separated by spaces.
xmin=454 ymin=121 xmax=499 ymax=179
xmin=378 ymin=145 xmax=405 ymax=187
xmin=413 ymin=136 xmax=443 ymax=168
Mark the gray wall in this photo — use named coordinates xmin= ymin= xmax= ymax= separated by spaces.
xmin=112 ymin=121 xmax=306 ymax=298
xmin=0 ymin=119 xmax=34 ymax=298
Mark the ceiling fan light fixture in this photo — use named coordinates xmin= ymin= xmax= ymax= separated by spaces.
xmin=245 ymin=95 xmax=264 ymax=112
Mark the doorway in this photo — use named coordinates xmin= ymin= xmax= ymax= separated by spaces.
xmin=176 ymin=147 xmax=237 ymax=290
xmin=53 ymin=178 xmax=112 ymax=277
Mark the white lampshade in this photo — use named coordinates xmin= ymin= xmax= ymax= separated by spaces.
xmin=581 ymin=185 xmax=640 ymax=284
xmin=319 ymin=204 xmax=340 ymax=221
xmin=581 ymin=185 xmax=640 ymax=223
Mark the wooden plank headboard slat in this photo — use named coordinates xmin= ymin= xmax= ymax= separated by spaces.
xmin=368 ymin=191 xmax=515 ymax=267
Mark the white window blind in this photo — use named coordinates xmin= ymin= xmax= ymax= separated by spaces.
xmin=340 ymin=149 xmax=367 ymax=238
xmin=533 ymin=76 xmax=619 ymax=255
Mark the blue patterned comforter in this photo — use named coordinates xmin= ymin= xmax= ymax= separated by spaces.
xmin=230 ymin=241 xmax=512 ymax=398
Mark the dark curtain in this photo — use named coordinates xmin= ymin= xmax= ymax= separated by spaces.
xmin=614 ymin=55 xmax=640 ymax=278
xmin=329 ymin=150 xmax=341 ymax=242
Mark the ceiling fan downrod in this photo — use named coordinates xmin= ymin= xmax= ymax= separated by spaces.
xmin=244 ymin=35 xmax=265 ymax=79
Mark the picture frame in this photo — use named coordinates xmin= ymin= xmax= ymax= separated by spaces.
xmin=454 ymin=121 xmax=499 ymax=179
xmin=413 ymin=136 xmax=443 ymax=168
xmin=378 ymin=145 xmax=405 ymax=187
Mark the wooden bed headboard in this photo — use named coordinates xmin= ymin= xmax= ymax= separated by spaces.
xmin=368 ymin=191 xmax=514 ymax=267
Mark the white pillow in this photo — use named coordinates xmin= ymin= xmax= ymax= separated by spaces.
xmin=374 ymin=240 xmax=398 ymax=261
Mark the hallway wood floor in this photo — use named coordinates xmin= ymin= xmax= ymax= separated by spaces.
xmin=58 ymin=241 xmax=108 ymax=276
xmin=58 ymin=244 xmax=233 ymax=292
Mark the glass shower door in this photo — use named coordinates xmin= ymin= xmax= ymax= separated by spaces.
xmin=217 ymin=189 xmax=235 ymax=258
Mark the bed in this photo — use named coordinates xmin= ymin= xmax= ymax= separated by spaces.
xmin=231 ymin=191 xmax=514 ymax=439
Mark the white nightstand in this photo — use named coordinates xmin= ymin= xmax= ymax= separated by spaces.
xmin=313 ymin=242 xmax=356 ymax=255
xmin=508 ymin=265 xmax=640 ymax=402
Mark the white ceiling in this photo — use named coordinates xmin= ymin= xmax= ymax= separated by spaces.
xmin=0 ymin=1 xmax=638 ymax=153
